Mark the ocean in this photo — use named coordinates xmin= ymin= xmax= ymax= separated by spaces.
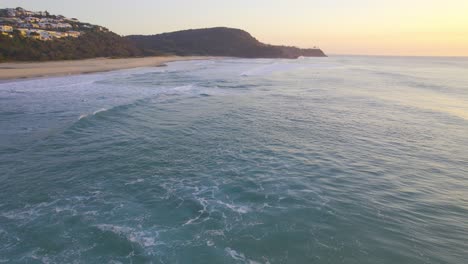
xmin=1 ymin=56 xmax=467 ymax=263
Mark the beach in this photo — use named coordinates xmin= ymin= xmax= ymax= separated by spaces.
xmin=0 ymin=56 xmax=214 ymax=80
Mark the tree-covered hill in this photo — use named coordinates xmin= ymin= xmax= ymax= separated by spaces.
xmin=0 ymin=7 xmax=141 ymax=61
xmin=0 ymin=31 xmax=141 ymax=61
xmin=127 ymin=27 xmax=326 ymax=58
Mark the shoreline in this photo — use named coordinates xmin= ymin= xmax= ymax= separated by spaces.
xmin=0 ymin=56 xmax=218 ymax=80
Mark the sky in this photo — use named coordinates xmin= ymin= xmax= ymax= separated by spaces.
xmin=2 ymin=0 xmax=468 ymax=56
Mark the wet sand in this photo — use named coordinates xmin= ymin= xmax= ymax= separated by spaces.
xmin=0 ymin=56 xmax=216 ymax=80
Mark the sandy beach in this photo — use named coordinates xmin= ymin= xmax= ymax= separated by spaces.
xmin=0 ymin=56 xmax=214 ymax=80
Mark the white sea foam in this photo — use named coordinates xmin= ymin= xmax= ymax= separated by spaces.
xmin=83 ymin=210 xmax=99 ymax=216
xmin=241 ymin=62 xmax=304 ymax=76
xmin=129 ymin=233 xmax=156 ymax=247
xmin=183 ymin=198 xmax=209 ymax=226
xmin=93 ymin=108 xmax=107 ymax=115
xmin=225 ymin=247 xmax=246 ymax=261
xmin=124 ymin=178 xmax=145 ymax=185
xmin=225 ymin=248 xmax=262 ymax=263
xmin=54 ymin=206 xmax=77 ymax=215
xmin=78 ymin=108 xmax=108 ymax=120
xmin=217 ymin=201 xmax=250 ymax=214
xmin=163 ymin=84 xmax=203 ymax=96
xmin=96 ymin=224 xmax=133 ymax=234
xmin=95 ymin=224 xmax=158 ymax=248
xmin=30 ymin=249 xmax=52 ymax=264
xmin=205 ymin=229 xmax=225 ymax=237
xmin=240 ymin=60 xmax=337 ymax=76
xmin=1 ymin=207 xmax=40 ymax=221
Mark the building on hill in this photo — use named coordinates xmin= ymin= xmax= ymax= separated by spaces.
xmin=38 ymin=22 xmax=49 ymax=29
xmin=0 ymin=25 xmax=13 ymax=32
xmin=37 ymin=22 xmax=72 ymax=29
xmin=18 ymin=23 xmax=31 ymax=28
xmin=16 ymin=28 xmax=28 ymax=37
xmin=24 ymin=17 xmax=40 ymax=23
xmin=66 ymin=31 xmax=81 ymax=38
xmin=27 ymin=29 xmax=53 ymax=40
xmin=57 ymin=23 xmax=72 ymax=29
xmin=1 ymin=7 xmax=92 ymax=41
xmin=48 ymin=31 xmax=67 ymax=39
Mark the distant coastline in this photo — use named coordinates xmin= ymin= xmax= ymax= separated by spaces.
xmin=1 ymin=7 xmax=326 ymax=62
xmin=127 ymin=27 xmax=326 ymax=59
xmin=0 ymin=56 xmax=218 ymax=80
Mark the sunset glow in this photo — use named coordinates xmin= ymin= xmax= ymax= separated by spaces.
xmin=2 ymin=0 xmax=468 ymax=56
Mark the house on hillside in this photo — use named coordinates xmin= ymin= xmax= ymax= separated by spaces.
xmin=38 ymin=22 xmax=51 ymax=29
xmin=27 ymin=29 xmax=53 ymax=40
xmin=57 ymin=23 xmax=72 ymax=29
xmin=0 ymin=24 xmax=13 ymax=37
xmin=24 ymin=17 xmax=40 ymax=23
xmin=39 ymin=31 xmax=53 ymax=40
xmin=18 ymin=23 xmax=29 ymax=28
xmin=0 ymin=25 xmax=13 ymax=32
xmin=66 ymin=31 xmax=81 ymax=38
xmin=16 ymin=28 xmax=28 ymax=37
xmin=48 ymin=31 xmax=67 ymax=39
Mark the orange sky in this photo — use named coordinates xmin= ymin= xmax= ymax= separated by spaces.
xmin=249 ymin=0 xmax=468 ymax=56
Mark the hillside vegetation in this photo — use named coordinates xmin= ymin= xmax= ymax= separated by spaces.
xmin=0 ymin=7 xmax=326 ymax=61
xmin=0 ymin=31 xmax=141 ymax=61
xmin=127 ymin=27 xmax=326 ymax=58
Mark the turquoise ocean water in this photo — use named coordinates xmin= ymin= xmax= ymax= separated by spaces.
xmin=1 ymin=56 xmax=467 ymax=263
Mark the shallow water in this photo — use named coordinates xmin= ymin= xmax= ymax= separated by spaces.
xmin=1 ymin=56 xmax=467 ymax=263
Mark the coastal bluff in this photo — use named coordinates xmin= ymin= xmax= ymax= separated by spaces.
xmin=127 ymin=27 xmax=326 ymax=59
xmin=1 ymin=7 xmax=326 ymax=61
